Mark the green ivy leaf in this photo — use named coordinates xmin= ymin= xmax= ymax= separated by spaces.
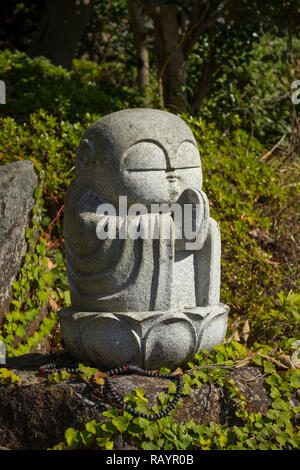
xmin=266 ymin=374 xmax=280 ymax=386
xmin=102 ymin=409 xmax=119 ymax=420
xmin=276 ymin=431 xmax=289 ymax=447
xmin=290 ymin=371 xmax=300 ymax=388
xmin=263 ymin=360 xmax=276 ymax=374
xmin=80 ymin=430 xmax=94 ymax=448
xmin=15 ymin=325 xmax=25 ymax=337
xmin=134 ymin=398 xmax=149 ymax=414
xmin=96 ymin=437 xmax=114 ymax=450
xmin=272 ymin=397 xmax=290 ymax=411
xmin=168 ymin=382 xmax=177 ymax=394
xmin=160 ymin=367 xmax=171 ymax=374
xmin=65 ymin=428 xmax=80 ymax=450
xmin=288 ymin=435 xmax=300 ymax=449
xmin=182 ymin=382 xmax=191 ymax=396
xmin=141 ymin=441 xmax=161 ymax=450
xmin=128 ymin=420 xmax=145 ymax=438
xmin=101 ymin=421 xmax=118 ymax=434
xmin=134 ymin=388 xmax=148 ymax=402
xmin=158 ymin=392 xmax=169 ymax=407
xmin=112 ymin=416 xmax=129 ymax=433
xmin=231 ymin=341 xmax=248 ymax=358
xmin=85 ymin=420 xmax=101 ymax=435
xmin=144 ymin=421 xmax=160 ymax=441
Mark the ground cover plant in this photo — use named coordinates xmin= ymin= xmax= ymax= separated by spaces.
xmin=0 ymin=48 xmax=299 ymax=450
xmin=51 ymin=343 xmax=300 ymax=451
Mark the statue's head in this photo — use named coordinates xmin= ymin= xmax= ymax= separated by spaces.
xmin=76 ymin=108 xmax=203 ymax=208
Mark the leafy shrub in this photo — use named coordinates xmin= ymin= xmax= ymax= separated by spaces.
xmin=185 ymin=115 xmax=299 ymax=346
xmin=0 ymin=368 xmax=20 ymax=385
xmin=0 ymin=49 xmax=142 ymax=123
xmin=194 ymin=34 xmax=300 ymax=146
xmin=0 ymin=109 xmax=91 ymax=195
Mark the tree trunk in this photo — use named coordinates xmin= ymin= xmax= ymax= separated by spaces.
xmin=127 ymin=0 xmax=150 ymax=93
xmin=152 ymin=4 xmax=187 ymax=113
xmin=137 ymin=0 xmax=241 ymax=114
xmin=29 ymin=0 xmax=94 ymax=69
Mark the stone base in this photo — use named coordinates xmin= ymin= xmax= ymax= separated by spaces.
xmin=59 ymin=304 xmax=229 ymax=370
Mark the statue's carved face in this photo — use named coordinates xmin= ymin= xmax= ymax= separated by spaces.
xmin=121 ymin=139 xmax=202 ymax=206
xmin=77 ymin=109 xmax=203 ymax=207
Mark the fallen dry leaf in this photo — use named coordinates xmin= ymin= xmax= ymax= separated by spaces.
xmin=52 ymin=324 xmax=63 ymax=347
xmin=48 ymin=297 xmax=59 ymax=314
xmin=172 ymin=367 xmax=183 ymax=375
xmin=94 ymin=376 xmax=105 ymax=386
xmin=94 ymin=371 xmax=107 ymax=379
xmin=226 ymin=329 xmax=240 ymax=343
xmin=233 ymin=330 xmax=240 ymax=342
xmin=46 ymin=257 xmax=56 ymax=270
xmin=93 ymin=372 xmax=106 ymax=385
xmin=234 ymin=356 xmax=253 ymax=368
xmin=278 ymin=354 xmax=296 ymax=369
xmin=46 ymin=237 xmax=63 ymax=250
xmin=241 ymin=320 xmax=250 ymax=344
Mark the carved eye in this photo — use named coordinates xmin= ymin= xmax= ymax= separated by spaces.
xmin=123 ymin=142 xmax=166 ymax=171
xmin=175 ymin=141 xmax=200 ymax=169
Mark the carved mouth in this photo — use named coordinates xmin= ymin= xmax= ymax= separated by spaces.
xmin=166 ymin=174 xmax=178 ymax=182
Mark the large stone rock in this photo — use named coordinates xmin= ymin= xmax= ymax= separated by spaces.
xmin=0 ymin=351 xmax=292 ymax=450
xmin=0 ymin=161 xmax=38 ymax=322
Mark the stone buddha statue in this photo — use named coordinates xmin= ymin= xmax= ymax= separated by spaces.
xmin=59 ymin=108 xmax=229 ymax=370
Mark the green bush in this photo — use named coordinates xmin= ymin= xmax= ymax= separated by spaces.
xmin=0 ymin=110 xmax=92 ymax=195
xmin=0 ymin=49 xmax=142 ymax=123
xmin=193 ymin=34 xmax=300 ymax=146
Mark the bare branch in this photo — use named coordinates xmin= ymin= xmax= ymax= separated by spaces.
xmin=183 ymin=0 xmax=240 ymax=57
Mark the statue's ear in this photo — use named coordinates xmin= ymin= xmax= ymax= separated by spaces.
xmin=76 ymin=138 xmax=95 ymax=170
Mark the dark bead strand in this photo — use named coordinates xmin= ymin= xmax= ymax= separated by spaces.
xmin=40 ymin=362 xmax=183 ymax=420
xmin=105 ymin=378 xmax=123 ymax=406
xmin=39 ymin=361 xmax=82 ymax=376
xmin=104 ymin=366 xmax=183 ymax=420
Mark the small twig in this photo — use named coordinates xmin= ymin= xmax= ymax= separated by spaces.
xmin=45 ymin=205 xmax=64 ymax=235
xmin=66 ymin=166 xmax=75 ymax=174
xmin=278 ymin=354 xmax=296 ymax=370
xmin=185 ymin=357 xmax=256 ymax=375
xmin=258 ymin=354 xmax=289 ymax=370
xmin=234 ymin=357 xmax=253 ymax=369
xmin=239 ymin=374 xmax=265 ymax=383
xmin=261 ymin=134 xmax=286 ymax=161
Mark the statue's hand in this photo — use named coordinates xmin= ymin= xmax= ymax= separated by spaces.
xmin=173 ymin=188 xmax=210 ymax=251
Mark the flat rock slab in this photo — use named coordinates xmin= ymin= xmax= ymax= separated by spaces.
xmin=0 ymin=160 xmax=38 ymax=322
xmin=0 ymin=351 xmax=277 ymax=450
